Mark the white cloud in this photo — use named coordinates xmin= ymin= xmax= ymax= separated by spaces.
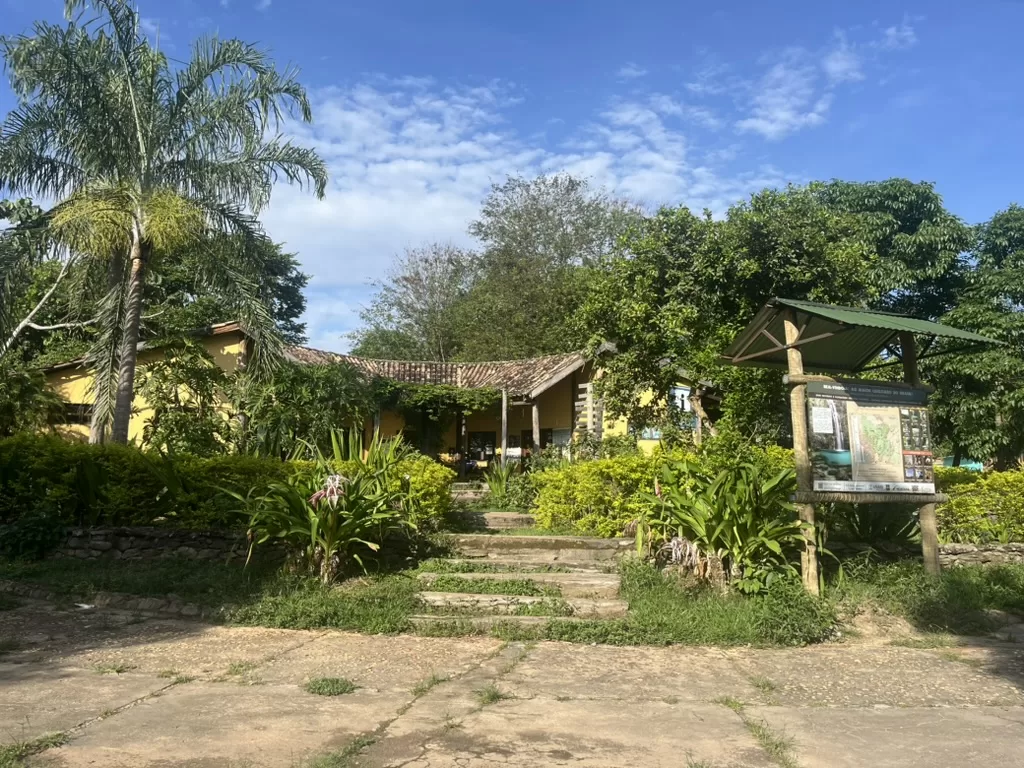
xmin=822 ymin=34 xmax=864 ymax=84
xmin=880 ymin=20 xmax=917 ymax=50
xmin=139 ymin=17 xmax=165 ymax=40
xmin=260 ymin=78 xmax=791 ymax=350
xmin=735 ymin=51 xmax=832 ymax=140
xmin=617 ymin=62 xmax=647 ymax=79
xmin=255 ymin=0 xmax=271 ymax=10
xmin=220 ymin=0 xmax=230 ymax=7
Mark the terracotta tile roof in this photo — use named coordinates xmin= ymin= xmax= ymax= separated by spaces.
xmin=284 ymin=346 xmax=590 ymax=397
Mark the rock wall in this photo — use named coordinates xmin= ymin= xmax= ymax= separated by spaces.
xmin=828 ymin=540 xmax=1024 ymax=566
xmin=939 ymin=543 xmax=1024 ymax=567
xmin=54 ymin=526 xmax=256 ymax=562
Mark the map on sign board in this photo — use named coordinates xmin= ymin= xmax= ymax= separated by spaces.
xmin=805 ymin=380 xmax=934 ymax=494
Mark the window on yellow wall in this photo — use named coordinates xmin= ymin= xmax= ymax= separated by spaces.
xmin=468 ymin=431 xmax=496 ymax=460
xmin=62 ymin=403 xmax=93 ymax=426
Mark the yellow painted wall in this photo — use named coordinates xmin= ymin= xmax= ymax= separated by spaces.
xmin=46 ymin=330 xmax=246 ymax=444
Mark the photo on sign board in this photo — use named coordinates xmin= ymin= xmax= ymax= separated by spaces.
xmin=808 ymin=396 xmax=852 ymax=482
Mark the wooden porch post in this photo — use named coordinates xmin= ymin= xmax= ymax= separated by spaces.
xmin=456 ymin=411 xmax=466 ymax=478
xmin=785 ymin=310 xmax=819 ymax=595
xmin=901 ymin=331 xmax=940 ymax=575
xmin=500 ymin=389 xmax=508 ymax=468
xmin=532 ymin=401 xmax=541 ymax=456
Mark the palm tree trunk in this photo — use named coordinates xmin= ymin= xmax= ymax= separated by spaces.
xmin=90 ymin=251 xmax=126 ymax=444
xmin=109 ymin=235 xmax=148 ymax=444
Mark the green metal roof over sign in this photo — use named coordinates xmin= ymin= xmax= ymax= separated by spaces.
xmin=721 ymin=298 xmax=1000 ymax=373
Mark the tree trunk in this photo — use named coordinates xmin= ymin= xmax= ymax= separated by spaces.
xmin=109 ymin=236 xmax=148 ymax=444
xmin=90 ymin=251 xmax=127 ymax=444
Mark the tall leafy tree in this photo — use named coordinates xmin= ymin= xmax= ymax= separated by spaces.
xmin=579 ymin=179 xmax=972 ymax=438
xmin=926 ymin=205 xmax=1024 ymax=467
xmin=0 ymin=0 xmax=327 ymax=443
xmin=352 ymin=243 xmax=472 ymax=361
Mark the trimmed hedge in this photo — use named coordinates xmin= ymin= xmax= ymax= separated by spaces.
xmin=531 ymin=443 xmax=795 ymax=538
xmin=937 ymin=469 xmax=1024 ymax=544
xmin=0 ymin=434 xmax=454 ymax=533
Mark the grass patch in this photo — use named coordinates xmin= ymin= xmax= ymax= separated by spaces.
xmin=474 ymin=684 xmax=511 ymax=706
xmin=226 ymin=661 xmax=257 ymax=676
xmin=834 ymin=561 xmax=1024 ymax=635
xmin=744 ymin=718 xmax=797 ymax=768
xmin=157 ymin=669 xmax=180 ymax=679
xmin=0 ymin=732 xmax=67 ymax=768
xmin=93 ymin=663 xmax=136 ymax=675
xmin=749 ymin=675 xmax=777 ymax=695
xmin=411 ymin=673 xmax=449 ymax=696
xmin=305 ymin=677 xmax=358 ymax=696
xmin=413 ymin=618 xmax=480 ymax=637
xmin=0 ymin=557 xmax=280 ymax=607
xmin=426 ymin=575 xmax=559 ymax=597
xmin=229 ymin=574 xmax=420 ymax=634
xmin=300 ymin=733 xmax=377 ymax=768
xmin=714 ymin=695 xmax=745 ymax=713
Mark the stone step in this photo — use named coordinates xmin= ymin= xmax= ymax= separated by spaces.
xmin=453 ymin=534 xmax=633 ymax=562
xmin=451 ymin=511 xmax=537 ymax=531
xmin=418 ymin=591 xmax=628 ymax=618
xmin=424 ymin=558 xmax=617 ymax=574
xmin=410 ymin=614 xmax=594 ymax=631
xmin=418 ymin=570 xmax=620 ymax=599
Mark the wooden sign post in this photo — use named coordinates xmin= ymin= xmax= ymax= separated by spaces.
xmin=784 ymin=310 xmax=819 ymax=595
xmin=900 ymin=332 xmax=941 ymax=575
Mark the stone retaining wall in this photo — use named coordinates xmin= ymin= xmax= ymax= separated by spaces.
xmin=53 ymin=526 xmax=263 ymax=562
xmin=939 ymin=543 xmax=1024 ymax=567
xmin=828 ymin=540 xmax=1024 ymax=566
xmin=0 ymin=579 xmax=217 ymax=620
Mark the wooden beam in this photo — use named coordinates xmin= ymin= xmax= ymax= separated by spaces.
xmin=500 ymin=388 xmax=508 ymax=468
xmin=901 ymin=331 xmax=941 ymax=577
xmin=785 ymin=309 xmax=819 ymax=596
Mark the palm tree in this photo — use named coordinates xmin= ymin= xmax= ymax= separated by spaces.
xmin=0 ymin=0 xmax=327 ymax=443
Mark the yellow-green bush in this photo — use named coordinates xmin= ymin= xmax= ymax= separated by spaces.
xmin=532 ymin=455 xmax=658 ymax=537
xmin=938 ymin=470 xmax=1024 ymax=543
xmin=530 ymin=441 xmax=797 ymax=538
xmin=934 ymin=466 xmax=983 ymax=490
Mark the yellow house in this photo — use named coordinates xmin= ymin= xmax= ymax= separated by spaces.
xmin=45 ymin=322 xmax=698 ymax=456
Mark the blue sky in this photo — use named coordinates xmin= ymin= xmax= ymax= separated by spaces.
xmin=3 ymin=1 xmax=1024 ymax=351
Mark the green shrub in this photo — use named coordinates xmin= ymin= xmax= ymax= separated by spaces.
xmin=937 ymin=470 xmax=1024 ymax=543
xmin=532 ymin=454 xmax=657 ymax=537
xmin=0 ymin=434 xmax=452 ymax=534
xmin=648 ymin=459 xmax=804 ymax=593
xmin=934 ymin=466 xmax=983 ymax=490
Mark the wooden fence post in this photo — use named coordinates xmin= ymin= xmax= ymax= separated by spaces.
xmin=785 ymin=310 xmax=819 ymax=595
xmin=500 ymin=389 xmax=508 ymax=469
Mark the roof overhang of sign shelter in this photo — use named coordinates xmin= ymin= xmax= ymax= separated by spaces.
xmin=720 ymin=298 xmax=1000 ymax=374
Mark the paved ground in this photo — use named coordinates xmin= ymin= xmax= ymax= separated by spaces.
xmin=2 ymin=599 xmax=1024 ymax=767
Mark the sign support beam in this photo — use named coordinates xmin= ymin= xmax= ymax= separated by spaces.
xmin=785 ymin=309 xmax=819 ymax=595
xmin=901 ymin=331 xmax=940 ymax=576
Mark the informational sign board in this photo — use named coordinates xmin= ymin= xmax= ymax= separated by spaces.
xmin=806 ymin=380 xmax=934 ymax=494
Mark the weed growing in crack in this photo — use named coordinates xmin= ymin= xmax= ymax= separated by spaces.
xmin=475 ymin=684 xmax=511 ymax=706
xmin=0 ymin=732 xmax=67 ymax=767
xmin=411 ymin=673 xmax=448 ymax=696
xmin=305 ymin=677 xmax=359 ymax=696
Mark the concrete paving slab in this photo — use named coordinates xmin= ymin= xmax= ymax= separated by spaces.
xmin=59 ymin=626 xmax=324 ymax=681
xmin=502 ymin=643 xmax=755 ymax=702
xmin=256 ymin=632 xmax=504 ymax=692
xmin=748 ymin=705 xmax=1024 ymax=768
xmin=729 ymin=646 xmax=1024 ymax=707
xmin=32 ymin=683 xmax=407 ymax=768
xmin=375 ymin=699 xmax=773 ymax=768
xmin=0 ymin=664 xmax=165 ymax=744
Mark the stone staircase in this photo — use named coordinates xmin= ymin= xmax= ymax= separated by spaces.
xmin=412 ymin=529 xmax=633 ymax=630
